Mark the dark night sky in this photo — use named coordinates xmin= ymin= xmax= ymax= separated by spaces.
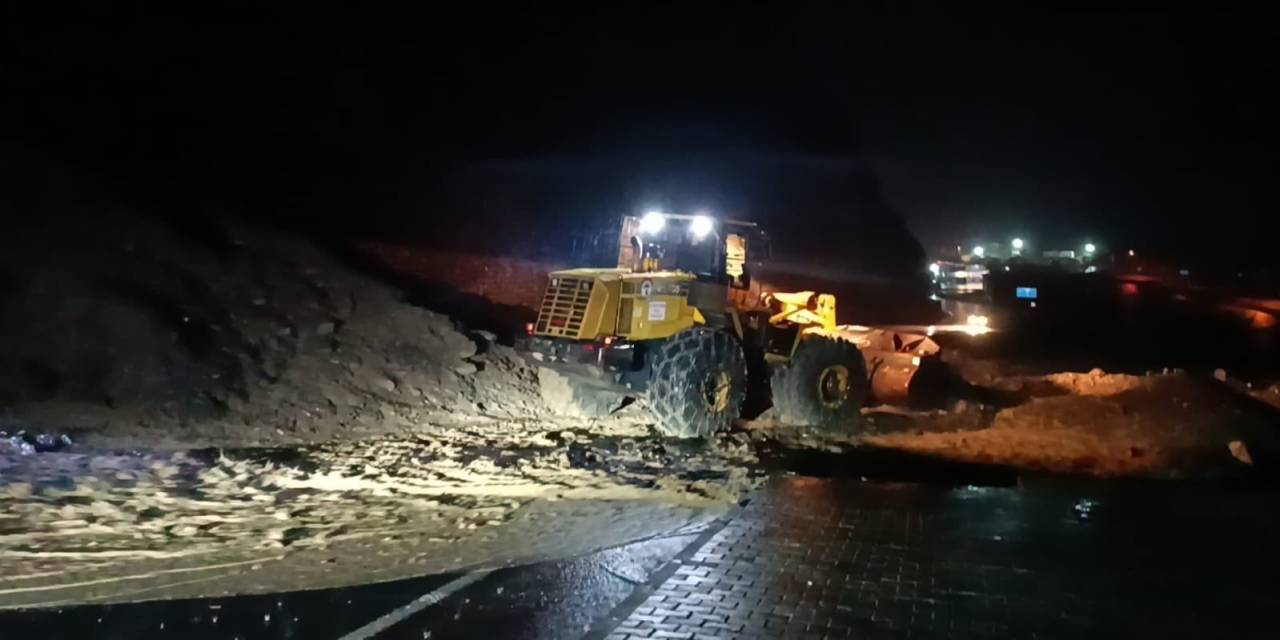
xmin=3 ymin=4 xmax=1277 ymax=273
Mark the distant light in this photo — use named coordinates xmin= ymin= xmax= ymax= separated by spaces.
xmin=1128 ymin=249 xmax=1135 ymax=257
xmin=926 ymin=325 xmax=936 ymax=336
xmin=1179 ymin=268 xmax=1190 ymax=276
xmin=963 ymin=314 xmax=992 ymax=335
xmin=639 ymin=211 xmax=666 ymax=234
xmin=690 ymin=215 xmax=714 ymax=239
xmin=1085 ymin=265 xmax=1097 ymax=273
xmin=1011 ymin=238 xmax=1024 ymax=250
xmin=1084 ymin=242 xmax=1097 ymax=254
xmin=972 ymin=245 xmax=985 ymax=257
xmin=929 ymin=262 xmax=941 ymax=276
xmin=1004 ymin=266 xmax=1010 ymax=271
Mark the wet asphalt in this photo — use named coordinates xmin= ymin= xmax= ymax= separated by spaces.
xmin=0 ymin=530 xmax=701 ymax=640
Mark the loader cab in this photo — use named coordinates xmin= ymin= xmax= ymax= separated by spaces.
xmin=617 ymin=212 xmax=767 ymax=290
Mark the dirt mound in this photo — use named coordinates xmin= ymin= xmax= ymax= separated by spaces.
xmin=0 ymin=211 xmax=543 ymax=447
xmin=1037 ymin=369 xmax=1155 ymax=395
xmin=864 ymin=372 xmax=1280 ymax=477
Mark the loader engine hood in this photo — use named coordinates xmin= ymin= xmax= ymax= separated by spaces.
xmin=532 ymin=269 xmax=699 ymax=341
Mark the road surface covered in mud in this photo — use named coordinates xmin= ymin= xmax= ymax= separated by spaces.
xmin=0 ymin=422 xmax=759 ymax=609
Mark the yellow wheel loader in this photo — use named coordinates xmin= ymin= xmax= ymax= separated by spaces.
xmin=522 ymin=212 xmax=939 ymax=438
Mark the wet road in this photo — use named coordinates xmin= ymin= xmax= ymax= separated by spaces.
xmin=4 ymin=463 xmax=1280 ymax=639
xmin=0 ymin=531 xmax=702 ymax=640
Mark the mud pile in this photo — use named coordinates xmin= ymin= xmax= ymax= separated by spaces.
xmin=0 ymin=211 xmax=546 ymax=448
xmin=0 ymin=421 xmax=761 ymax=607
xmin=864 ymin=370 xmax=1280 ymax=477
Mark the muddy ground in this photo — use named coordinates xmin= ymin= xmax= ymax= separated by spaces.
xmin=750 ymin=367 xmax=1280 ymax=479
xmin=3 ymin=212 xmax=1280 ymax=608
xmin=0 ymin=423 xmax=757 ymax=608
xmin=4 ymin=361 xmax=1275 ymax=608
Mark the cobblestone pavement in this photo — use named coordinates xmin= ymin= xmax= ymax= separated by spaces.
xmin=598 ymin=477 xmax=1280 ymax=640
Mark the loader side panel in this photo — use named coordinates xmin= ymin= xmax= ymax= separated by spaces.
xmin=619 ymin=293 xmax=696 ymax=340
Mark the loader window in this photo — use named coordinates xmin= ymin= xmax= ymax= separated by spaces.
xmin=671 ymin=236 xmax=718 ymax=276
xmin=726 ymin=233 xmax=748 ymax=288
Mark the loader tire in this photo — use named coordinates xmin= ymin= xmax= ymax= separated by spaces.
xmin=771 ymin=335 xmax=867 ymax=428
xmin=647 ymin=328 xmax=747 ymax=438
xmin=537 ymin=367 xmax=624 ymax=418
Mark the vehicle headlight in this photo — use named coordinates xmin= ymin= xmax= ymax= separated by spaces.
xmin=690 ymin=215 xmax=713 ymax=239
xmin=639 ymin=211 xmax=666 ymax=234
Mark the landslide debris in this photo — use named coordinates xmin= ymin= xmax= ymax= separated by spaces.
xmin=863 ymin=370 xmax=1280 ymax=477
xmin=0 ymin=212 xmax=546 ymax=448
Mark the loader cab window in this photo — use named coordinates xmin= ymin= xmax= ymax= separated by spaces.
xmin=619 ymin=215 xmax=759 ymax=287
xmin=671 ymin=232 xmax=719 ymax=278
xmin=725 ymin=232 xmax=748 ymax=288
xmin=629 ymin=227 xmax=721 ymax=279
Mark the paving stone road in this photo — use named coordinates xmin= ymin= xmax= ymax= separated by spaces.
xmin=598 ymin=476 xmax=1280 ymax=640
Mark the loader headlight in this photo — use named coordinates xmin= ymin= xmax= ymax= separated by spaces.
xmin=690 ymin=215 xmax=714 ymax=239
xmin=639 ymin=211 xmax=666 ymax=234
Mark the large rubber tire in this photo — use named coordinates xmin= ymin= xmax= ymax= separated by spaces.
xmin=770 ymin=335 xmax=867 ymax=428
xmin=647 ymin=328 xmax=747 ymax=438
xmin=537 ymin=367 xmax=625 ymax=418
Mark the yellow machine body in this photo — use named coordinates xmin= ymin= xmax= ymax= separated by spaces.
xmin=531 ymin=268 xmax=705 ymax=342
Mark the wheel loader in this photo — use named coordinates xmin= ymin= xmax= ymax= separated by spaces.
xmin=521 ymin=212 xmax=940 ymax=438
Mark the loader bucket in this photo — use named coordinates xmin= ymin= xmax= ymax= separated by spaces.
xmin=832 ymin=326 xmax=948 ymax=407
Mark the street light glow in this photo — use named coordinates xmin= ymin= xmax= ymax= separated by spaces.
xmin=1084 ymin=242 xmax=1097 ymax=254
xmin=972 ymin=245 xmax=985 ymax=257
xmin=1011 ymin=238 xmax=1024 ymax=250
